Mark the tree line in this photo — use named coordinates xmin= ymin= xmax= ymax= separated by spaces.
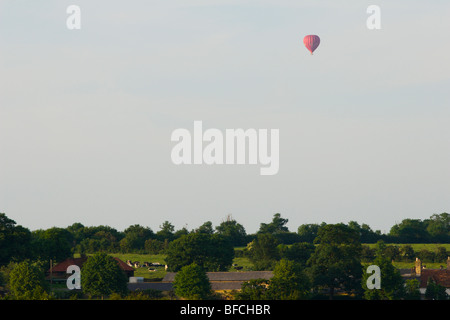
xmin=1 ymin=212 xmax=449 ymax=266
xmin=1 ymin=212 xmax=449 ymax=300
xmin=4 ymin=225 xmax=448 ymax=300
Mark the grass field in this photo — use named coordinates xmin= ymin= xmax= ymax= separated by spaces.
xmin=363 ymin=243 xmax=450 ymax=252
xmin=109 ymin=253 xmax=168 ymax=281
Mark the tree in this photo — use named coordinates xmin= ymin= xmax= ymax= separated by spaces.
xmin=425 ymin=213 xmax=450 ymax=243
xmin=435 ymin=247 xmax=448 ymax=263
xmin=155 ymin=221 xmax=175 ymax=242
xmin=307 ymin=224 xmax=363 ymax=299
xmin=417 ymin=249 xmax=435 ymax=263
xmin=0 ymin=213 xmax=32 ymax=265
xmin=144 ymin=238 xmax=165 ymax=254
xmin=120 ymin=224 xmax=154 ymax=252
xmin=383 ymin=245 xmax=400 ymax=262
xmin=195 ymin=221 xmax=215 ymax=235
xmin=31 ymin=227 xmax=73 ymax=262
xmin=362 ymin=241 xmax=405 ymax=300
xmin=173 ymin=263 xmax=211 ymax=299
xmin=69 ymin=224 xmax=123 ymax=254
xmin=81 ymin=252 xmax=128 ymax=299
xmin=297 ymin=223 xmax=323 ymax=243
xmin=389 ymin=219 xmax=430 ymax=243
xmin=278 ymin=242 xmax=315 ymax=267
xmin=247 ymin=233 xmax=280 ymax=270
xmin=268 ymin=259 xmax=311 ymax=300
xmin=425 ymin=278 xmax=449 ymax=300
xmin=8 ymin=260 xmax=50 ymax=300
xmin=404 ymin=279 xmax=421 ymax=300
xmin=361 ymin=245 xmax=376 ymax=262
xmin=215 ymin=215 xmax=247 ymax=246
xmin=174 ymin=226 xmax=190 ymax=239
xmin=166 ymin=233 xmax=234 ymax=272
xmin=399 ymin=245 xmax=416 ymax=262
xmin=258 ymin=213 xmax=289 ymax=234
xmin=347 ymin=221 xmax=381 ymax=243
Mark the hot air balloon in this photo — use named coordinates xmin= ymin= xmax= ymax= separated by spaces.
xmin=303 ymin=35 xmax=320 ymax=55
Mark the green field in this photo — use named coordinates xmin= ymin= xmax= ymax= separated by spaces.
xmin=109 ymin=253 xmax=168 ymax=281
xmin=106 ymin=252 xmax=255 ymax=280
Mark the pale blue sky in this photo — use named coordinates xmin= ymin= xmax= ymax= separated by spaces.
xmin=1 ymin=1 xmax=449 ymax=234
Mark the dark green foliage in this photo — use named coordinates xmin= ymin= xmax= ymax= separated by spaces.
xmin=417 ymin=249 xmax=435 ymax=263
xmin=195 ymin=221 xmax=215 ymax=235
xmin=307 ymin=224 xmax=363 ymax=299
xmin=156 ymin=221 xmax=175 ymax=242
xmin=362 ymin=241 xmax=405 ymax=300
xmin=425 ymin=213 xmax=450 ymax=243
xmin=389 ymin=219 xmax=431 ymax=243
xmin=425 ymin=278 xmax=449 ymax=300
xmin=7 ymin=260 xmax=50 ymax=300
xmin=236 ymin=279 xmax=271 ymax=300
xmin=0 ymin=213 xmax=32 ymax=266
xmin=258 ymin=213 xmax=289 ymax=234
xmin=399 ymin=245 xmax=416 ymax=262
xmin=247 ymin=233 xmax=280 ymax=270
xmin=215 ymin=216 xmax=248 ymax=247
xmin=297 ymin=223 xmax=322 ymax=243
xmin=144 ymin=238 xmax=165 ymax=254
xmin=120 ymin=224 xmax=155 ymax=252
xmin=166 ymin=233 xmax=234 ymax=272
xmin=278 ymin=242 xmax=315 ymax=266
xmin=435 ymin=246 xmax=449 ymax=262
xmin=72 ymin=224 xmax=123 ymax=254
xmin=404 ymin=279 xmax=421 ymax=300
xmin=173 ymin=263 xmax=211 ymax=299
xmin=347 ymin=221 xmax=381 ymax=243
xmin=269 ymin=259 xmax=311 ymax=300
xmin=31 ymin=227 xmax=73 ymax=262
xmin=81 ymin=252 xmax=128 ymax=298
xmin=361 ymin=245 xmax=376 ymax=262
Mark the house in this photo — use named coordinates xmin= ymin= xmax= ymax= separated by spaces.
xmin=127 ymin=271 xmax=273 ymax=292
xmin=47 ymin=256 xmax=88 ymax=281
xmin=47 ymin=256 xmax=135 ymax=282
xmin=414 ymin=257 xmax=450 ymax=296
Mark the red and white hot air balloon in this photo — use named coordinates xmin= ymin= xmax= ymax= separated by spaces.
xmin=303 ymin=35 xmax=320 ymax=55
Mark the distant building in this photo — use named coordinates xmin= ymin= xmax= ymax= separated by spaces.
xmin=413 ymin=257 xmax=450 ymax=296
xmin=47 ymin=256 xmax=135 ymax=282
xmin=128 ymin=271 xmax=273 ymax=292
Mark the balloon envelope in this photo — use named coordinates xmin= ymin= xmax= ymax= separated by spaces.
xmin=303 ymin=35 xmax=320 ymax=54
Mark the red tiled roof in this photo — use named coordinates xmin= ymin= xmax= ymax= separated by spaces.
xmin=420 ymin=269 xmax=450 ymax=288
xmin=50 ymin=257 xmax=88 ymax=273
xmin=113 ymin=257 xmax=134 ymax=271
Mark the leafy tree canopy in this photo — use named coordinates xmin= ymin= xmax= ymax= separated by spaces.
xmin=81 ymin=252 xmax=128 ymax=298
xmin=166 ymin=233 xmax=234 ymax=272
xmin=173 ymin=263 xmax=211 ymax=299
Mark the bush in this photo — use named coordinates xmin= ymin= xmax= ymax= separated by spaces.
xmin=435 ymin=247 xmax=448 ymax=263
xmin=417 ymin=249 xmax=435 ymax=263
